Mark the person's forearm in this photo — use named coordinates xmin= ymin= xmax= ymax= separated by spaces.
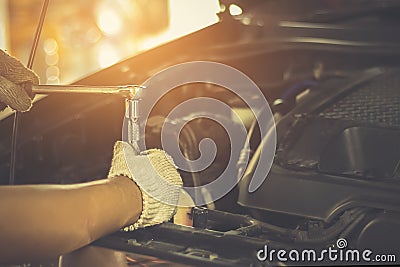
xmin=0 ymin=176 xmax=142 ymax=264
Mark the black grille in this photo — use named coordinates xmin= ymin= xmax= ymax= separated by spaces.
xmin=320 ymin=72 xmax=400 ymax=127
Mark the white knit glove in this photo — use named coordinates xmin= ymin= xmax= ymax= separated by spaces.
xmin=108 ymin=141 xmax=183 ymax=231
xmin=0 ymin=49 xmax=39 ymax=112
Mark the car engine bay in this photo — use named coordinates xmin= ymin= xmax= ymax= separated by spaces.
xmin=0 ymin=1 xmax=399 ymax=266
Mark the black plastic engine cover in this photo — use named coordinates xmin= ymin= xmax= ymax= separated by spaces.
xmin=356 ymin=211 xmax=400 ymax=255
xmin=238 ymin=68 xmax=400 ymax=221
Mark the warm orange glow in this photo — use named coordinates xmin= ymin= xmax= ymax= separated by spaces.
xmin=96 ymin=4 xmax=122 ymax=35
xmin=138 ymin=0 xmax=220 ymax=51
xmin=43 ymin=38 xmax=58 ymax=55
xmin=0 ymin=0 xmax=9 ymax=50
xmin=229 ymin=4 xmax=243 ymax=16
xmin=97 ymin=42 xmax=120 ymax=68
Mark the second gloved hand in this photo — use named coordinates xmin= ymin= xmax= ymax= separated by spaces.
xmin=0 ymin=49 xmax=39 ymax=112
xmin=108 ymin=141 xmax=183 ymax=231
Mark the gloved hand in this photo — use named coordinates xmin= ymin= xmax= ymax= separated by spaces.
xmin=0 ymin=49 xmax=39 ymax=112
xmin=108 ymin=141 xmax=183 ymax=231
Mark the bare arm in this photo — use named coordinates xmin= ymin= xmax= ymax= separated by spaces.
xmin=0 ymin=51 xmax=181 ymax=264
xmin=0 ymin=176 xmax=142 ymax=264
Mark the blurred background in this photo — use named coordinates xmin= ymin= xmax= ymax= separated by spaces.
xmin=0 ymin=0 xmax=221 ymax=84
